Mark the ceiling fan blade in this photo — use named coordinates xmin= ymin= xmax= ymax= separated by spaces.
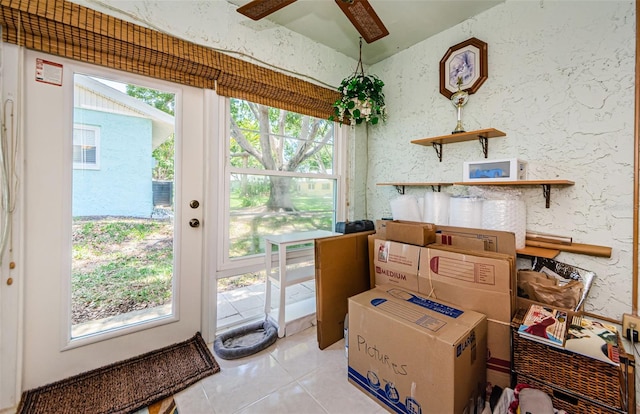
xmin=237 ymin=0 xmax=297 ymax=21
xmin=335 ymin=0 xmax=389 ymax=43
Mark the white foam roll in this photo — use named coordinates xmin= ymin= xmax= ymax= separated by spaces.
xmin=449 ymin=197 xmax=483 ymax=228
xmin=482 ymin=199 xmax=527 ymax=249
xmin=389 ymin=194 xmax=422 ymax=222
xmin=417 ymin=197 xmax=425 ymax=221
xmin=423 ymin=191 xmax=450 ymax=225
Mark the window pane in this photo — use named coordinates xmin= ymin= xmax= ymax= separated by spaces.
xmin=73 ymin=126 xmax=99 ymax=167
xmin=230 ymin=99 xmax=334 ymax=174
xmin=71 ymin=74 xmax=176 ymax=339
xmin=228 ymin=174 xmax=335 ymax=259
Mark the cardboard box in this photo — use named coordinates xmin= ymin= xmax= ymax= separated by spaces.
xmin=435 ymin=225 xmax=516 ymax=258
xmin=436 ymin=233 xmax=487 ymax=251
xmin=368 ymin=233 xmax=385 ymax=289
xmin=418 ymin=245 xmax=515 ymax=388
xmin=348 ymin=286 xmax=487 ymax=414
xmin=418 ymin=246 xmax=514 ymax=321
xmin=486 ymin=321 xmax=512 ymax=388
xmin=463 ymin=158 xmax=528 ymax=182
xmin=385 ymin=220 xmax=436 ymax=246
xmin=314 ymin=231 xmax=375 ymax=349
xmin=374 ymin=219 xmax=388 ymax=238
xmin=373 ymin=239 xmax=421 ymax=292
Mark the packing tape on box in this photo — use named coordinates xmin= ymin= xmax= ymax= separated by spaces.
xmin=389 ymin=194 xmax=422 ymax=222
xmin=482 ymin=199 xmax=527 ymax=249
xmin=449 ymin=197 xmax=483 ymax=228
xmin=423 ymin=191 xmax=450 ymax=225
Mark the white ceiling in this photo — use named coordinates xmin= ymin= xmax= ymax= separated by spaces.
xmin=228 ymin=0 xmax=504 ymax=65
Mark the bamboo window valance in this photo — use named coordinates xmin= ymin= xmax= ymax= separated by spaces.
xmin=0 ymin=0 xmax=339 ymax=120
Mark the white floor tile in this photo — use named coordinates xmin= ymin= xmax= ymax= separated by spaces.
xmin=176 ymin=324 xmax=386 ymax=414
xmin=297 ymin=361 xmax=386 ymax=414
xmin=174 ymin=383 xmax=215 ymax=413
xmin=200 ymin=353 xmax=296 ymax=413
xmin=235 ymin=382 xmax=327 ymax=414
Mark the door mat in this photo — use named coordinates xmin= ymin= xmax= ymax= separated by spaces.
xmin=17 ymin=332 xmax=219 ymax=414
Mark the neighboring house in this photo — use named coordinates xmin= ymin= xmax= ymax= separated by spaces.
xmin=72 ymin=75 xmax=174 ymax=218
xmin=296 ymin=179 xmax=333 ymax=198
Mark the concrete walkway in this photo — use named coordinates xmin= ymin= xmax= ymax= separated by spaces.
xmin=217 ymin=280 xmax=316 ymax=331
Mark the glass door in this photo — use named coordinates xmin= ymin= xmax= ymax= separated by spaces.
xmin=21 ymin=51 xmax=205 ymax=390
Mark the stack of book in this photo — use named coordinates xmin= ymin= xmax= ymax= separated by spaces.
xmin=517 ymin=304 xmax=620 ymax=365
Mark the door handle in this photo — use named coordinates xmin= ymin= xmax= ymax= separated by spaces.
xmin=189 ymin=218 xmax=200 ymax=228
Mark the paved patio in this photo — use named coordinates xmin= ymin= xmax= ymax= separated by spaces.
xmin=216 ymin=280 xmax=316 ymax=332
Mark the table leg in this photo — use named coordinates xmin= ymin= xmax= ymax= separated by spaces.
xmin=264 ymin=240 xmax=272 ymax=316
xmin=278 ymin=243 xmax=287 ymax=337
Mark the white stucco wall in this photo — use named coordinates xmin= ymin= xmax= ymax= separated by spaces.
xmin=369 ymin=0 xmax=636 ymax=320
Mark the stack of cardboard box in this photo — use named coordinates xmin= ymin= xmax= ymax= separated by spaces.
xmin=314 ymin=220 xmax=517 ymax=413
xmin=369 ymin=220 xmax=517 ymax=389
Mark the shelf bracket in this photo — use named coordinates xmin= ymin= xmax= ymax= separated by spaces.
xmin=542 ymin=184 xmax=551 ymax=208
xmin=393 ymin=185 xmax=405 ymax=195
xmin=430 ymin=185 xmax=442 ymax=192
xmin=432 ymin=142 xmax=443 ymax=162
xmin=478 ymin=135 xmax=489 ymax=158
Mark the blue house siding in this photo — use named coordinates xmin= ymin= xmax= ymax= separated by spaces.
xmin=73 ymin=108 xmax=154 ymax=218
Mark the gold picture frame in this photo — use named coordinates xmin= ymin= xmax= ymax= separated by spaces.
xmin=439 ymin=37 xmax=488 ymax=99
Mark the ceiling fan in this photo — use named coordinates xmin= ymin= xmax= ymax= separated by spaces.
xmin=236 ymin=0 xmax=389 ymax=44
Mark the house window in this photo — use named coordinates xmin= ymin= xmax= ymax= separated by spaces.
xmin=221 ymin=98 xmax=344 ymax=266
xmin=73 ymin=124 xmax=100 ymax=169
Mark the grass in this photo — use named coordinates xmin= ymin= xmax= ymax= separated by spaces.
xmin=71 ymin=217 xmax=173 ymax=325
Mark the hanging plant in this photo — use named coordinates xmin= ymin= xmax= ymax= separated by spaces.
xmin=330 ymin=39 xmax=387 ymax=126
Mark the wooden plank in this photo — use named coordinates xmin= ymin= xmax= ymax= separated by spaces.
xmin=516 ymin=246 xmax=560 ymax=259
xmin=525 ymin=240 xmax=612 ymax=258
xmin=411 ymin=128 xmax=505 ymax=146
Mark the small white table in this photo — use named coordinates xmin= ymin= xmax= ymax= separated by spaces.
xmin=264 ymin=230 xmax=339 ymax=337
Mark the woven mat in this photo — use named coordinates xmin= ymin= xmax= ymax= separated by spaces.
xmin=17 ymin=332 xmax=219 ymax=414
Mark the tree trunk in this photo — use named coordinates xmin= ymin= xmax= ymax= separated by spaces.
xmin=267 ymin=176 xmax=295 ymax=211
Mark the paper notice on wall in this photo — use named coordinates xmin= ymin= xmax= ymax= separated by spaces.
xmin=35 ymin=58 xmax=63 ymax=86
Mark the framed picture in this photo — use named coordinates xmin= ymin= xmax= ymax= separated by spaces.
xmin=439 ymin=37 xmax=488 ymax=99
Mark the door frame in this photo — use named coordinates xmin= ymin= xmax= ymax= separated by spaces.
xmin=17 ymin=50 xmax=208 ymax=392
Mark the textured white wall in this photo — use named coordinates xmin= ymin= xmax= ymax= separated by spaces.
xmin=368 ymin=0 xmax=636 ymax=320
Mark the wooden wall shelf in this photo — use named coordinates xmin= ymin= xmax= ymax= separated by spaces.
xmin=377 ymin=182 xmax=452 ymax=194
xmin=377 ymin=180 xmax=574 ymax=208
xmin=410 ymin=128 xmax=506 ymax=161
xmin=454 ymin=180 xmax=575 ymax=208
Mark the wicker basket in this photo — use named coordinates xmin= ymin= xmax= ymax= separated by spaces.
xmin=514 ymin=373 xmax=627 ymax=413
xmin=511 ymin=309 xmax=633 ymax=412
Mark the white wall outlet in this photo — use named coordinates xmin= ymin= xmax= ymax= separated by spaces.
xmin=622 ymin=313 xmax=640 ymax=341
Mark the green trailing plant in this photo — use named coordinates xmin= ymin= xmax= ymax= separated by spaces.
xmin=330 ymin=38 xmax=387 ymax=126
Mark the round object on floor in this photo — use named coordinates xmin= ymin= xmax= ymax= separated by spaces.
xmin=213 ymin=319 xmax=278 ymax=360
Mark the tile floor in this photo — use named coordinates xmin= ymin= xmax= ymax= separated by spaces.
xmin=174 ymin=325 xmax=387 ymax=414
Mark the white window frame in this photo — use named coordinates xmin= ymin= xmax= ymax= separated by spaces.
xmin=216 ymin=97 xmax=348 ymax=276
xmin=72 ymin=123 xmax=101 ymax=170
